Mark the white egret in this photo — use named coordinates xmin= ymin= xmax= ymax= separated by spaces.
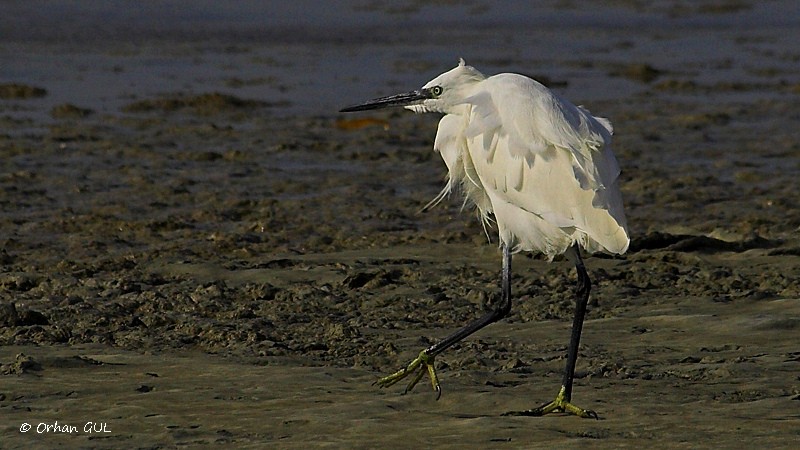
xmin=340 ymin=59 xmax=629 ymax=418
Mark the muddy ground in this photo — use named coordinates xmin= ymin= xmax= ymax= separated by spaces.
xmin=2 ymin=1 xmax=800 ymax=448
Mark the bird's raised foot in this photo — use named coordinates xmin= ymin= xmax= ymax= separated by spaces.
xmin=502 ymin=386 xmax=598 ymax=419
xmin=374 ymin=349 xmax=441 ymax=400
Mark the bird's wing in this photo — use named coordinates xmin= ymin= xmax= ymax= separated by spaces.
xmin=460 ymin=74 xmax=628 ymax=255
xmin=461 ymin=74 xmax=618 ymax=191
xmin=424 ymin=114 xmax=465 ymax=211
xmin=434 ymin=114 xmax=465 ymax=178
xmin=427 ymin=112 xmax=493 ymax=216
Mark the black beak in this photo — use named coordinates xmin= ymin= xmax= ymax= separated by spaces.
xmin=340 ymin=89 xmax=432 ymax=112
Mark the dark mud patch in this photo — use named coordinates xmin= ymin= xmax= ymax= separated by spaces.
xmin=608 ymin=63 xmax=662 ymax=83
xmin=630 ymin=231 xmax=777 ymax=253
xmin=224 ymin=76 xmax=279 ymax=88
xmin=0 ymin=302 xmax=49 ymax=328
xmin=50 ymin=104 xmax=94 ymax=119
xmin=0 ymin=83 xmax=47 ymax=99
xmin=121 ymin=92 xmax=288 ymax=115
xmin=652 ymin=79 xmax=800 ymax=93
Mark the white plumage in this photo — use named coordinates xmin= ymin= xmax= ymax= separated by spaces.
xmin=340 ymin=59 xmax=631 ymax=414
xmin=413 ymin=59 xmax=628 ymax=259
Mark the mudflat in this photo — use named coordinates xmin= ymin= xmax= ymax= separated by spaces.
xmin=2 ymin=1 xmax=800 ymax=448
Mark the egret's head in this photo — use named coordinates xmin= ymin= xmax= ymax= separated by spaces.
xmin=340 ymin=59 xmax=485 ymax=115
xmin=409 ymin=59 xmax=485 ymax=114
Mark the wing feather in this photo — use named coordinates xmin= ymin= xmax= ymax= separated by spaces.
xmin=427 ymin=113 xmax=493 ymax=217
xmin=463 ymin=75 xmax=616 ymax=189
xmin=461 ymin=74 xmax=629 ymax=257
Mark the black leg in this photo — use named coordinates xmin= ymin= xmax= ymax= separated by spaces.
xmin=374 ymin=243 xmax=513 ymax=396
xmin=561 ymin=245 xmax=591 ymax=402
xmin=504 ymin=244 xmax=598 ymax=418
xmin=426 ymin=242 xmax=512 ymax=356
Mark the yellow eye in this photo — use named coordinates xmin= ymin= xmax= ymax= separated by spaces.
xmin=430 ymin=86 xmax=443 ymax=96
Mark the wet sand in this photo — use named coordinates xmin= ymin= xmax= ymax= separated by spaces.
xmin=2 ymin=1 xmax=800 ymax=448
